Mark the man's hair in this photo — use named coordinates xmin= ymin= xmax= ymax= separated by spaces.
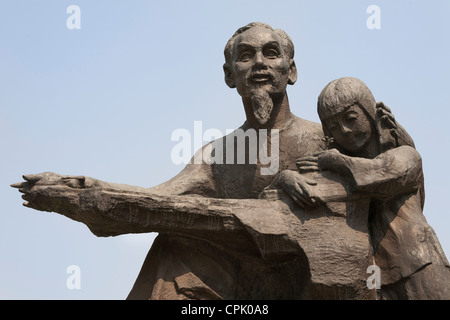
xmin=224 ymin=22 xmax=295 ymax=64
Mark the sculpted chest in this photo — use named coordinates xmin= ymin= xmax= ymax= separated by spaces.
xmin=208 ymin=122 xmax=325 ymax=198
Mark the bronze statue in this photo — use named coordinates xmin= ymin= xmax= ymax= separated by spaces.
xmin=11 ymin=23 xmax=450 ymax=300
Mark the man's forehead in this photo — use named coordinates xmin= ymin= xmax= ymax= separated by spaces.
xmin=234 ymin=27 xmax=282 ymax=48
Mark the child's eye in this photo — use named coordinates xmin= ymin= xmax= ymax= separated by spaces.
xmin=328 ymin=124 xmax=338 ymax=131
xmin=345 ymin=112 xmax=358 ymax=121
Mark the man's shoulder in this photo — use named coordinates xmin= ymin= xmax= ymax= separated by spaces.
xmin=279 ymin=115 xmax=326 ymax=156
xmin=287 ymin=114 xmax=324 ymax=136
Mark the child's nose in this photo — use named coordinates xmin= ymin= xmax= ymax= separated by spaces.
xmin=339 ymin=122 xmax=352 ymax=134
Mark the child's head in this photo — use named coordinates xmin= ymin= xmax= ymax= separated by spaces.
xmin=317 ymin=77 xmax=396 ymax=155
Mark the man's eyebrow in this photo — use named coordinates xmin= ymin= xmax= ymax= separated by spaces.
xmin=236 ymin=41 xmax=281 ymax=50
xmin=263 ymin=41 xmax=282 ymax=49
xmin=236 ymin=42 xmax=255 ymax=51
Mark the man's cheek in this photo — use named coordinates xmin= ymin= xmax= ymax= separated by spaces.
xmin=234 ymin=63 xmax=250 ymax=74
xmin=274 ymin=65 xmax=289 ymax=76
xmin=271 ymin=60 xmax=290 ymax=74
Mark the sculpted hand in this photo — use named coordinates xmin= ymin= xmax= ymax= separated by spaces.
xmin=296 ymin=156 xmax=319 ymax=173
xmin=276 ymin=170 xmax=317 ymax=208
xmin=316 ymin=149 xmax=350 ymax=173
xmin=376 ymin=101 xmax=399 ymax=139
xmin=11 ymin=172 xmax=99 ymax=212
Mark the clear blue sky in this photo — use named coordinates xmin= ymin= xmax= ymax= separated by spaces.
xmin=1 ymin=0 xmax=449 ymax=299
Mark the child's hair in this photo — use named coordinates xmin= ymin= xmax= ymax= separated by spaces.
xmin=317 ymin=77 xmax=397 ymax=153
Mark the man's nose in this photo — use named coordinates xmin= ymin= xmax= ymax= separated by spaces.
xmin=253 ymin=52 xmax=267 ymax=69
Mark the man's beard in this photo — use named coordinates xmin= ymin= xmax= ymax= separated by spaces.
xmin=251 ymin=89 xmax=273 ymax=126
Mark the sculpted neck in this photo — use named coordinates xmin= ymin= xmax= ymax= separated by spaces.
xmin=344 ymin=134 xmax=380 ymax=159
xmin=358 ymin=135 xmax=380 ymax=159
xmin=242 ymin=91 xmax=294 ymax=130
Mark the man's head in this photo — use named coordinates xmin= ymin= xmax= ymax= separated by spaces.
xmin=223 ymin=23 xmax=297 ymax=125
xmin=224 ymin=23 xmax=295 ymax=69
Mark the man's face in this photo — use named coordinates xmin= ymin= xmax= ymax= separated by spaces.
xmin=228 ymin=27 xmax=293 ymax=99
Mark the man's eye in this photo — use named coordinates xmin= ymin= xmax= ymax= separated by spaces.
xmin=239 ymin=52 xmax=253 ymax=61
xmin=264 ymin=49 xmax=279 ymax=58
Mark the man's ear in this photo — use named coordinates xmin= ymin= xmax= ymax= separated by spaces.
xmin=223 ymin=63 xmax=236 ymax=88
xmin=288 ymin=59 xmax=298 ymax=85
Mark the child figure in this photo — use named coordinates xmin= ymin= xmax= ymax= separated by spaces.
xmin=280 ymin=77 xmax=450 ymax=299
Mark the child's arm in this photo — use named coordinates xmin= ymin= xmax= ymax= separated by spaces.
xmin=317 ymin=146 xmax=423 ymax=201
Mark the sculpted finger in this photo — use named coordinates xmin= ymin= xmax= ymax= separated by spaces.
xmin=12 ymin=181 xmax=35 ymax=194
xmin=297 ymin=182 xmax=311 ymax=199
xmin=294 ymin=199 xmax=306 ymax=209
xmin=23 ymin=201 xmax=39 ymax=210
xmin=11 ymin=182 xmax=26 ymax=189
xmin=297 ymin=182 xmax=317 ymax=206
xmin=312 ymin=151 xmax=326 ymax=157
xmin=303 ymin=180 xmax=317 ymax=204
xmin=390 ymin=129 xmax=399 ymax=139
xmin=383 ymin=116 xmax=397 ymax=128
xmin=282 ymin=185 xmax=307 ymax=208
xmin=295 ymin=190 xmax=315 ymax=207
xmin=23 ymin=174 xmax=42 ymax=183
xmin=297 ymin=165 xmax=320 ymax=173
xmin=296 ymin=159 xmax=319 ymax=169
xmin=305 ymin=178 xmax=317 ymax=186
xmin=291 ymin=195 xmax=305 ymax=208
xmin=292 ymin=191 xmax=308 ymax=208
xmin=377 ymin=102 xmax=391 ymax=113
xmin=296 ymin=160 xmax=318 ymax=167
xmin=296 ymin=156 xmax=318 ymax=163
xmin=294 ymin=185 xmax=315 ymax=207
xmin=21 ymin=194 xmax=32 ymax=202
xmin=383 ymin=105 xmax=392 ymax=113
xmin=376 ymin=107 xmax=385 ymax=115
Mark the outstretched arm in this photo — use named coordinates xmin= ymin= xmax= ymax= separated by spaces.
xmin=10 ymin=141 xmax=219 ymax=236
xmin=10 ymin=172 xmax=304 ymax=260
xmin=11 ymin=172 xmax=237 ymax=237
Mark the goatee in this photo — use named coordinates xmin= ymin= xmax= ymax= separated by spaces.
xmin=251 ymin=89 xmax=273 ymax=126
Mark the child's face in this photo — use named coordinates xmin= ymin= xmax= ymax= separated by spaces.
xmin=324 ymin=104 xmax=373 ymax=154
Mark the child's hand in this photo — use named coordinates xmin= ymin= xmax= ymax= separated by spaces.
xmin=376 ymin=102 xmax=396 ymax=128
xmin=317 ymin=149 xmax=349 ymax=172
xmin=376 ymin=102 xmax=399 ymax=140
xmin=296 ymin=156 xmax=320 ymax=173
